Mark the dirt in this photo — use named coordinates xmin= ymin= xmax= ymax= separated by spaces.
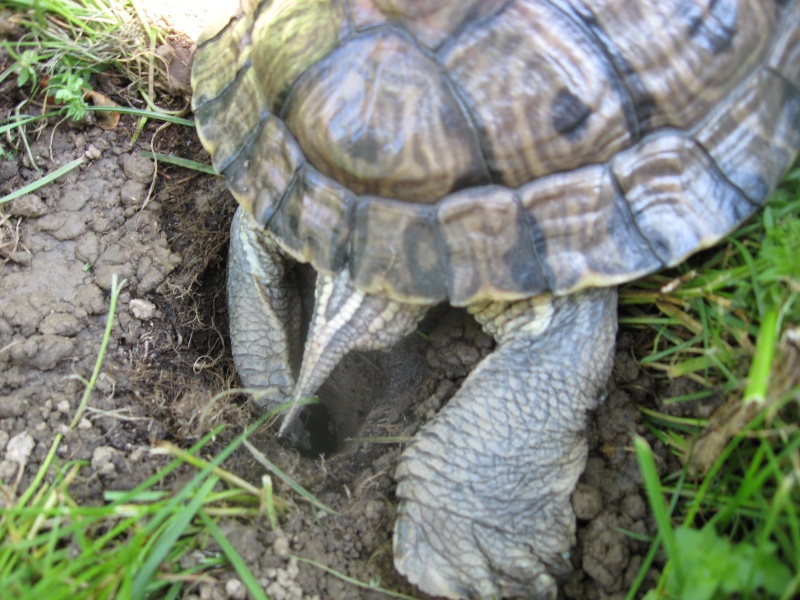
xmin=0 ymin=8 xmax=713 ymax=600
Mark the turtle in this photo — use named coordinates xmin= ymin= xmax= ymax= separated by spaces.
xmin=190 ymin=1 xmax=800 ymax=598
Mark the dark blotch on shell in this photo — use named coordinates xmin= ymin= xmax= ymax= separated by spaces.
xmin=685 ymin=0 xmax=738 ymax=54
xmin=551 ymin=88 xmax=592 ymax=140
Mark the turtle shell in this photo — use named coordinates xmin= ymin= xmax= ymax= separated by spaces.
xmin=191 ymin=0 xmax=800 ymax=307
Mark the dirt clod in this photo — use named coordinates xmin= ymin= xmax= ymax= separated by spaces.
xmin=572 ymin=482 xmax=603 ymax=520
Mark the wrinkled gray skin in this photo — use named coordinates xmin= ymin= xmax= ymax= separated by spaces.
xmin=229 ymin=206 xmax=618 ymax=599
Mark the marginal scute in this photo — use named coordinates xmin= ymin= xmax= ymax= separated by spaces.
xmin=250 ymin=0 xmax=348 ymax=116
xmin=564 ymin=0 xmax=781 ymax=133
xmin=694 ymin=69 xmax=800 ymax=205
xmin=442 ymin=0 xmax=631 ymax=186
xmin=193 ymin=70 xmax=266 ymax=174
xmin=285 ymin=28 xmax=487 ymax=202
xmin=298 ymin=169 xmax=356 ymax=273
xmin=612 ymin=132 xmax=756 ymax=266
xmin=438 ymin=187 xmax=546 ymax=306
xmin=191 ymin=7 xmax=252 ymax=108
xmin=222 ymin=115 xmax=304 ymax=222
xmin=266 ymin=165 xmax=355 ymax=267
xmin=519 ymin=164 xmax=660 ymax=292
xmin=349 ymin=198 xmax=444 ymax=302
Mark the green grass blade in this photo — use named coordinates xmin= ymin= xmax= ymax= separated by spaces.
xmin=743 ymin=305 xmax=778 ymax=403
xmin=131 ymin=476 xmax=219 ymax=599
xmin=198 ymin=510 xmax=269 ymax=600
xmin=293 ymin=555 xmax=419 ymax=600
xmin=634 ymin=435 xmax=682 ymax=587
xmin=0 ymin=157 xmax=84 ymax=204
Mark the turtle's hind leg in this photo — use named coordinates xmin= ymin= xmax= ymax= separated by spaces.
xmin=227 ymin=206 xmax=300 ymax=409
xmin=394 ymin=287 xmax=618 ymax=600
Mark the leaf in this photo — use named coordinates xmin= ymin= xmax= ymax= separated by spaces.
xmin=668 ymin=526 xmax=794 ymax=599
xmin=84 ymin=90 xmax=121 ymax=130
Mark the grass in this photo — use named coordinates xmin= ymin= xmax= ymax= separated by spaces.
xmin=0 ymin=0 xmax=197 ymax=173
xmin=620 ymin=172 xmax=800 ymax=599
xmin=0 ymin=0 xmax=182 ymax=121
xmin=0 ymin=1 xmax=207 ymax=208
xmin=2 ymin=0 xmax=132 ymax=122
xmin=0 ymin=426 xmax=285 ymax=600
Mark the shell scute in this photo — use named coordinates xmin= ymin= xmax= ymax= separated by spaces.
xmin=558 ymin=0 xmax=781 ymax=133
xmin=695 ymin=69 xmax=800 ymax=205
xmin=285 ymin=28 xmax=488 ymax=203
xmin=438 ymin=187 xmax=546 ymax=306
xmin=265 ymin=166 xmax=355 ymax=268
xmin=222 ymin=115 xmax=305 ymax=223
xmin=519 ymin=165 xmax=660 ymax=293
xmin=250 ymin=0 xmax=348 ymax=116
xmin=191 ymin=7 xmax=252 ymax=109
xmin=347 ymin=0 xmax=507 ymax=49
xmin=768 ymin=3 xmax=800 ymax=89
xmin=441 ymin=0 xmax=632 ymax=186
xmin=349 ymin=198 xmax=445 ymax=301
xmin=611 ymin=133 xmax=756 ymax=266
xmin=194 ymin=70 xmax=266 ymax=175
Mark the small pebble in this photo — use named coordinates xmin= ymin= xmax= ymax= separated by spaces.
xmin=6 ymin=431 xmax=35 ymax=463
xmin=225 ymin=579 xmax=246 ymax=600
xmin=572 ymin=483 xmax=603 ymax=520
xmin=273 ymin=535 xmax=290 ymax=557
xmin=130 ymin=298 xmax=156 ymax=320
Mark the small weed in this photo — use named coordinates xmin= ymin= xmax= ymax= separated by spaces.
xmin=666 ymin=527 xmax=791 ymax=600
xmin=1 ymin=0 xmax=189 ymax=161
xmin=6 ymin=46 xmax=39 ymax=88
xmin=2 ymin=1 xmax=130 ymax=120
xmin=47 ymin=64 xmax=95 ymax=120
